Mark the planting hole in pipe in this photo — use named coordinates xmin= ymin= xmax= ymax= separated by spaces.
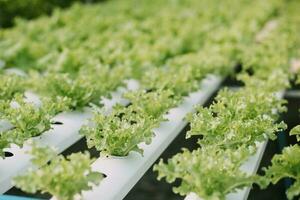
xmin=51 ymin=121 xmax=64 ymax=125
xmin=4 ymin=152 xmax=13 ymax=157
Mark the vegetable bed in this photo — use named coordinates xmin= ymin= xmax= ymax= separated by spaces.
xmin=0 ymin=0 xmax=300 ymax=200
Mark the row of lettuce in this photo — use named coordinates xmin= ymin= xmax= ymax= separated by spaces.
xmin=155 ymin=1 xmax=300 ymax=200
xmin=0 ymin=0 xmax=299 ymax=199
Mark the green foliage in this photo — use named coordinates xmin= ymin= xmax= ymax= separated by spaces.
xmin=290 ymin=125 xmax=300 ymax=142
xmin=241 ymin=31 xmax=291 ymax=78
xmin=0 ymin=136 xmax=9 ymax=159
xmin=186 ymin=75 xmax=287 ymax=150
xmin=237 ymin=7 xmax=300 ymax=200
xmin=142 ymin=66 xmax=202 ymax=98
xmin=124 ymin=89 xmax=179 ymax=119
xmin=0 ymin=0 xmax=254 ymax=73
xmin=154 ymin=147 xmax=256 ymax=200
xmin=0 ymin=0 xmax=261 ymax=160
xmin=13 ymin=143 xmax=103 ymax=200
xmin=142 ymin=47 xmax=234 ymax=98
xmin=0 ymin=95 xmax=70 ymax=157
xmin=0 ymin=73 xmax=25 ymax=100
xmin=154 ymin=0 xmax=300 ymax=198
xmin=0 ymin=0 xmax=106 ymax=28
xmin=166 ymin=45 xmax=235 ymax=77
xmin=0 ymin=0 xmax=298 ymax=198
xmin=81 ymin=105 xmax=159 ymax=156
xmin=261 ymin=144 xmax=300 ymax=200
xmin=28 ymin=65 xmax=129 ymax=109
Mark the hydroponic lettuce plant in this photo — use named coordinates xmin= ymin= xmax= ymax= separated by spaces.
xmin=141 ymin=44 xmax=236 ymax=98
xmin=154 ymin=146 xmax=256 ymax=200
xmin=258 ymin=121 xmax=300 ymax=200
xmin=13 ymin=143 xmax=103 ymax=200
xmin=0 ymin=73 xmax=25 ymax=100
xmin=290 ymin=125 xmax=300 ymax=142
xmin=28 ymin=65 xmax=130 ymax=109
xmin=260 ymin=143 xmax=300 ymax=200
xmin=80 ymin=89 xmax=179 ymax=156
xmin=81 ymin=104 xmax=159 ymax=156
xmin=186 ymin=74 xmax=287 ymax=150
xmin=166 ymin=45 xmax=235 ymax=78
xmin=0 ymin=95 xmax=70 ymax=157
xmin=124 ymin=89 xmax=178 ymax=119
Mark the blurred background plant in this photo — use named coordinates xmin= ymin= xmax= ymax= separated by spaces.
xmin=0 ymin=0 xmax=106 ymax=28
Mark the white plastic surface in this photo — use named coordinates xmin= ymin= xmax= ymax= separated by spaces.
xmin=0 ymin=80 xmax=139 ymax=194
xmin=80 ymin=75 xmax=222 ymax=200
